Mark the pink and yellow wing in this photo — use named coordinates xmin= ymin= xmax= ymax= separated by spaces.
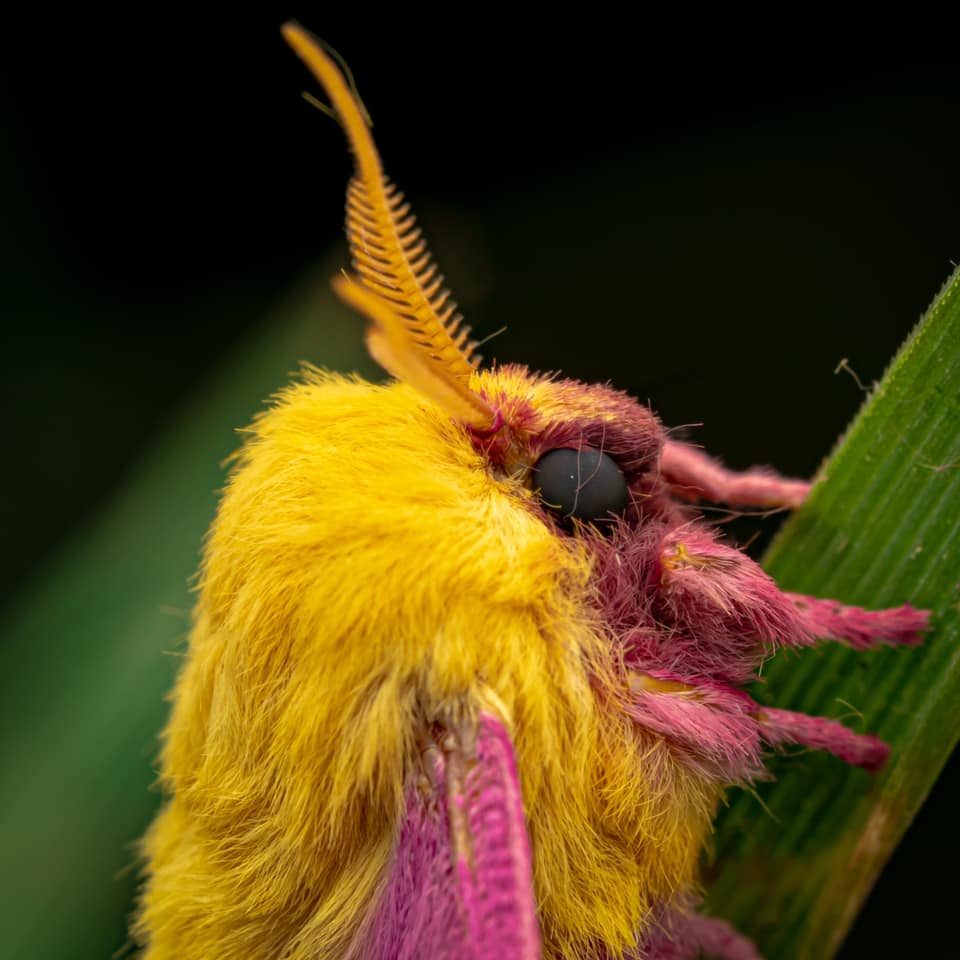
xmin=350 ymin=712 xmax=541 ymax=960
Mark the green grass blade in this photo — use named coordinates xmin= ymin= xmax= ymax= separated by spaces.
xmin=707 ymin=267 xmax=960 ymax=957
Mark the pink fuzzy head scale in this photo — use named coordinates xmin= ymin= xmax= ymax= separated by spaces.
xmin=471 ymin=366 xmax=665 ymax=481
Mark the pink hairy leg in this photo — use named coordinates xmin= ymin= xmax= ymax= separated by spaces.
xmin=684 ymin=914 xmax=765 ymax=960
xmin=757 ymin=598 xmax=930 ymax=772
xmin=348 ymin=711 xmax=541 ymax=960
xmin=660 ymin=440 xmax=811 ymax=509
xmin=624 ymin=677 xmax=891 ymax=777
xmin=653 ymin=527 xmax=929 ymax=668
xmin=787 ymin=593 xmax=928 ymax=650
xmin=626 ymin=529 xmax=930 ymax=779
xmin=757 ymin=705 xmax=889 ymax=772
xmin=638 ymin=907 xmax=764 ymax=960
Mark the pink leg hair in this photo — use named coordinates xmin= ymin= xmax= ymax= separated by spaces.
xmin=661 ymin=440 xmax=811 ymax=509
xmin=787 ymin=593 xmax=928 ymax=650
xmin=686 ymin=914 xmax=764 ymax=960
xmin=757 ymin=705 xmax=888 ymax=772
xmin=651 ymin=526 xmax=928 ymax=664
xmin=640 ymin=909 xmax=763 ymax=960
xmin=627 ymin=528 xmax=929 ymax=781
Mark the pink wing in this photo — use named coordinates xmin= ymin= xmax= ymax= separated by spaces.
xmin=349 ymin=712 xmax=542 ymax=960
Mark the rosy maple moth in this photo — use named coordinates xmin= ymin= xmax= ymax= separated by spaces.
xmin=132 ymin=23 xmax=930 ymax=960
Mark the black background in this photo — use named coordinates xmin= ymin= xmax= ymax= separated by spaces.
xmin=2 ymin=10 xmax=957 ymax=958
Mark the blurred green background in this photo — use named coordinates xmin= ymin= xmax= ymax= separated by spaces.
xmin=1 ymin=12 xmax=957 ymax=959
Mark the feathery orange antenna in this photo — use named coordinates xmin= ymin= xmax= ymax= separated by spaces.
xmin=282 ymin=23 xmax=497 ymax=431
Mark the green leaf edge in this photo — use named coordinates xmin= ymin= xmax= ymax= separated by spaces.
xmin=707 ymin=266 xmax=960 ymax=958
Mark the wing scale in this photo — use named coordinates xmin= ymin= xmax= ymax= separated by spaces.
xmin=349 ymin=712 xmax=541 ymax=959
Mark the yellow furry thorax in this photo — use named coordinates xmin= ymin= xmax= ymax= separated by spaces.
xmin=137 ymin=367 xmax=719 ymax=959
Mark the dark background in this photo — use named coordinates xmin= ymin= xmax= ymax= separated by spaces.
xmin=2 ymin=11 xmax=957 ymax=958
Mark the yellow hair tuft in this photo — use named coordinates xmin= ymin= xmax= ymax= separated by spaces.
xmin=135 ymin=369 xmax=715 ymax=959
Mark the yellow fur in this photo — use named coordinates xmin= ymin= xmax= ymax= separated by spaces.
xmin=136 ymin=368 xmax=718 ymax=959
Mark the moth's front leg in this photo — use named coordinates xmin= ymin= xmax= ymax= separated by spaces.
xmin=638 ymin=904 xmax=763 ymax=960
xmin=625 ymin=528 xmax=929 ymax=778
xmin=784 ymin=592 xmax=928 ymax=650
xmin=756 ymin=704 xmax=889 ymax=771
xmin=660 ymin=440 xmax=811 ymax=509
xmin=656 ymin=527 xmax=929 ymax=655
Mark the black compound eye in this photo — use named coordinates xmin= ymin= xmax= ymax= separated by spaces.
xmin=532 ymin=447 xmax=629 ymax=525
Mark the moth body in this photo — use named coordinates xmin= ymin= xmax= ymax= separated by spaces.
xmin=133 ymin=25 xmax=930 ymax=960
